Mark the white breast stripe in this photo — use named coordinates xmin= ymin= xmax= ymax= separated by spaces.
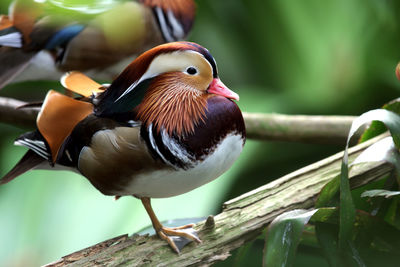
xmin=148 ymin=124 xmax=174 ymax=168
xmin=167 ymin=9 xmax=184 ymax=40
xmin=0 ymin=32 xmax=23 ymax=48
xmin=155 ymin=6 xmax=174 ymax=42
xmin=161 ymin=129 xmax=193 ymax=166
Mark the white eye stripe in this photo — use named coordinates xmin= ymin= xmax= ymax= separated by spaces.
xmin=114 ymin=73 xmax=154 ymax=102
xmin=114 ymin=50 xmax=213 ymax=103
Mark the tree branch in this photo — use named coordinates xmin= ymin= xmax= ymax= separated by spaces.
xmin=244 ymin=112 xmax=358 ymax=144
xmin=0 ymin=96 xmax=357 ymax=144
xmin=44 ymin=134 xmax=391 ymax=267
xmin=0 ymin=97 xmax=38 ymax=129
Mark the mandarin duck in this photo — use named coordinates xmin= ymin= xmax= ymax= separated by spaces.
xmin=0 ymin=0 xmax=195 ymax=88
xmin=0 ymin=42 xmax=246 ymax=253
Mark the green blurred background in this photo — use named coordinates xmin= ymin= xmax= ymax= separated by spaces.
xmin=1 ymin=0 xmax=400 ymax=266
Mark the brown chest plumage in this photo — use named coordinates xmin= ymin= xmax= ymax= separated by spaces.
xmin=73 ymin=95 xmax=245 ymax=196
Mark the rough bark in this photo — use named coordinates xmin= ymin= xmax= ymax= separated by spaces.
xmin=43 ymin=134 xmax=391 ymax=267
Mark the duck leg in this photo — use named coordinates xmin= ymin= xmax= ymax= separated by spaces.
xmin=141 ymin=197 xmax=201 ymax=253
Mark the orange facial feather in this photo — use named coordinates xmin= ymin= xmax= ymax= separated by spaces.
xmin=135 ymin=73 xmax=209 ymax=136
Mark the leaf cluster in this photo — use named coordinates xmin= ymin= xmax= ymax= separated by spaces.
xmin=228 ymin=100 xmax=400 ymax=267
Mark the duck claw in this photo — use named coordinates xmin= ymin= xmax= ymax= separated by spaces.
xmin=157 ymin=225 xmax=201 ymax=253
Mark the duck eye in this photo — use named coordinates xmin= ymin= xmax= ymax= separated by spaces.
xmin=186 ymin=67 xmax=198 ymax=75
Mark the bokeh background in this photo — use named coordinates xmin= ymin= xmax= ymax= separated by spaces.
xmin=1 ymin=0 xmax=400 ymax=266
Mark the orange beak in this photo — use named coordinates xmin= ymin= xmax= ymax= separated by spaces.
xmin=207 ymin=78 xmax=239 ymax=101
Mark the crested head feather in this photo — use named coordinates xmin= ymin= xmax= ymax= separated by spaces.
xmin=94 ymin=42 xmax=217 ymax=116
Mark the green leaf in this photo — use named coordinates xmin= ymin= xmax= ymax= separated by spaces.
xmin=339 ymin=109 xmax=400 ymax=249
xmin=310 ymin=207 xmax=339 ymax=224
xmin=263 ymin=209 xmax=317 ymax=267
xmin=315 ymin=109 xmax=400 ymax=258
xmin=353 ymin=137 xmax=400 ymax=183
xmin=315 ymin=175 xmax=340 ymax=208
xmin=315 ymin=222 xmax=340 ymax=267
xmin=361 ymin=189 xmax=400 ymax=199
xmin=311 ymin=208 xmax=400 ymax=266
xmin=339 ymin=151 xmax=355 ymax=249
xmin=311 ymin=208 xmax=362 ymax=266
xmin=360 ymin=98 xmax=400 ymax=143
xmin=383 ymin=98 xmax=400 ymax=114
xmin=233 ymin=241 xmax=254 ymax=267
xmin=299 ymin=225 xmax=319 ymax=248
xmin=384 ymin=199 xmax=400 ymax=230
xmin=359 ymin=121 xmax=387 ymax=144
xmin=353 ymin=137 xmax=400 ymax=166
xmin=350 ymin=109 xmax=400 ymax=149
xmin=351 ymin=210 xmax=400 ymax=267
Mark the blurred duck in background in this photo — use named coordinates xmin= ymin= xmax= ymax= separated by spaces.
xmin=0 ymin=0 xmax=196 ymax=88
